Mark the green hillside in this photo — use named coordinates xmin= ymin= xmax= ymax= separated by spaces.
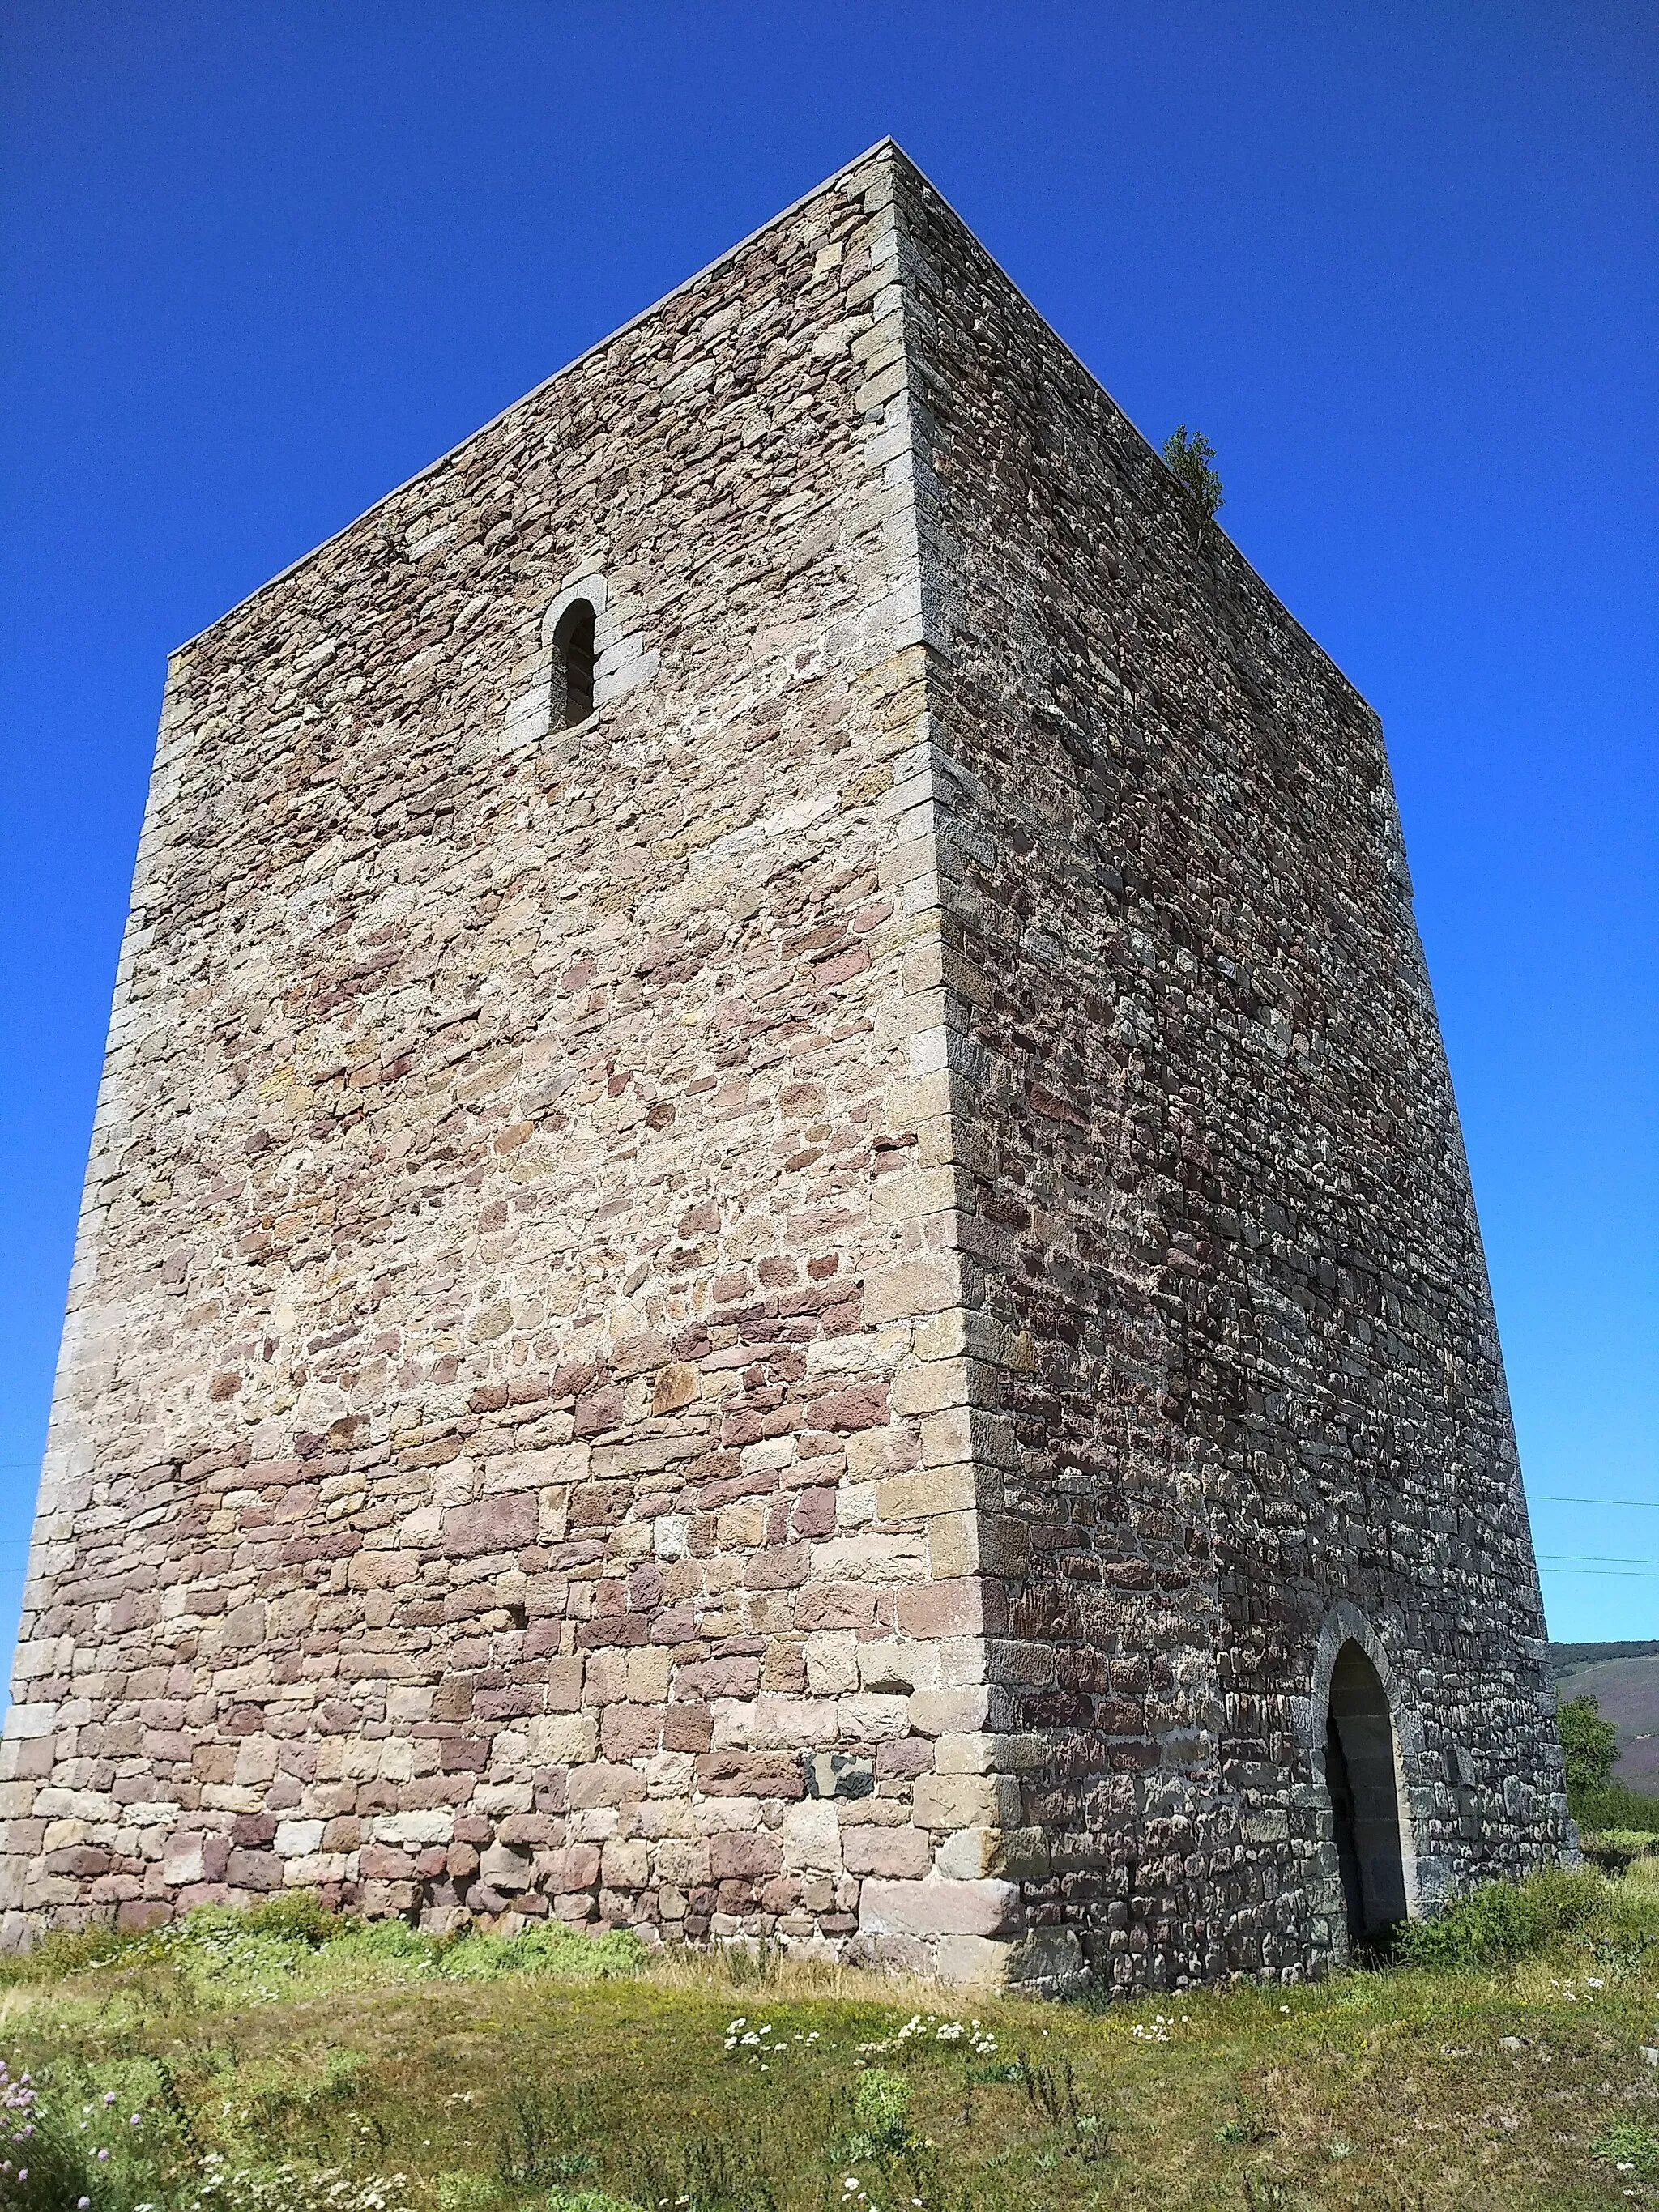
xmin=1555 ymin=1643 xmax=1659 ymax=1789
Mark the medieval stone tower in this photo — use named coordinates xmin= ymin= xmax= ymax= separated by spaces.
xmin=2 ymin=143 xmax=1572 ymax=1988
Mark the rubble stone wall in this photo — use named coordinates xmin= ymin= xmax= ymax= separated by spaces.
xmin=1 ymin=145 xmax=1006 ymax=1966
xmin=891 ymin=156 xmax=1573 ymax=1989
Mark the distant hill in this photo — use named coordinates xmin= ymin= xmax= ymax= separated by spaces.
xmin=1552 ymin=1643 xmax=1659 ymax=1788
xmin=1551 ymin=1641 xmax=1659 ymax=1669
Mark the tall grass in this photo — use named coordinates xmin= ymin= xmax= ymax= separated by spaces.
xmin=1573 ymin=1779 xmax=1659 ymax=1832
xmin=1393 ymin=1865 xmax=1609 ymax=1971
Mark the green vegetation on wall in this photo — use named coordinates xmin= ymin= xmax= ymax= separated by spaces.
xmin=1162 ymin=424 xmax=1224 ymax=522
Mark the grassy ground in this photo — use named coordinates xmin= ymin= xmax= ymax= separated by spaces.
xmin=7 ymin=1868 xmax=1659 ymax=2212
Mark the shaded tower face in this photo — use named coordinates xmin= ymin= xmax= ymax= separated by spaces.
xmin=1 ymin=141 xmax=1572 ymax=1985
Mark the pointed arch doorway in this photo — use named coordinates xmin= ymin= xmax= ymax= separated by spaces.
xmin=1324 ymin=1639 xmax=1409 ymax=1944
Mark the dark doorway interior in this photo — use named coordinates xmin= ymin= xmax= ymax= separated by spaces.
xmin=1324 ymin=1640 xmax=1409 ymax=1942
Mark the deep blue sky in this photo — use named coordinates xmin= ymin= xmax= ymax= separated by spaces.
xmin=2 ymin=3 xmax=1653 ymax=1660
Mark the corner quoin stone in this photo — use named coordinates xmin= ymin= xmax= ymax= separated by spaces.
xmin=1 ymin=140 xmax=1572 ymax=1990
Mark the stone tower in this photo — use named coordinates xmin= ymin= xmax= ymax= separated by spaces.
xmin=2 ymin=143 xmax=1572 ymax=1987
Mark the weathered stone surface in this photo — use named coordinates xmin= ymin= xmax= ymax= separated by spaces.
xmin=1 ymin=141 xmax=1569 ymax=1985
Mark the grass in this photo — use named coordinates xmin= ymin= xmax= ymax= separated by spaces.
xmin=6 ymin=1868 xmax=1659 ymax=2210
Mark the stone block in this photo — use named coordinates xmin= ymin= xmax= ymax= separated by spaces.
xmin=857 ymin=1875 xmax=1020 ymax=1938
xmin=860 ymin=1258 xmax=959 ymax=1326
xmin=933 ymin=1826 xmax=1050 ymax=1881
xmin=710 ymin=1831 xmax=783 ymax=1881
xmin=804 ymin=1632 xmax=860 ymax=1696
xmin=274 ymin=1819 xmax=326 ymax=1858
xmin=527 ymin=1715 xmax=598 ymax=1766
xmin=911 ymin=1774 xmax=1021 ymax=1832
xmin=781 ymin=1800 xmax=843 ymax=1872
xmin=895 ymin=1579 xmax=1001 ymax=1639
xmin=600 ymin=1838 xmax=650 ymax=1890
xmin=908 ymin=1687 xmax=987 ymax=1738
xmin=443 ymin=1494 xmax=538 ymax=1558
xmin=876 ymin=1464 xmax=978 ymax=1521
xmin=836 ymin=1694 xmax=911 ymax=1742
xmin=859 ymin=1639 xmax=939 ymax=1694
xmin=842 ymin=1824 xmax=932 ymax=1878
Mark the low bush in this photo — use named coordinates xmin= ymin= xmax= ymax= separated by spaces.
xmin=1594 ymin=2119 xmax=1659 ymax=2176
xmin=439 ymin=1920 xmax=646 ymax=1984
xmin=843 ymin=2068 xmax=914 ymax=2155
xmin=1573 ymin=1780 xmax=1659 ymax=1832
xmin=0 ymin=1924 xmax=138 ymax=1988
xmin=1394 ymin=1865 xmax=1607 ymax=1971
xmin=237 ymin=1890 xmax=343 ymax=1946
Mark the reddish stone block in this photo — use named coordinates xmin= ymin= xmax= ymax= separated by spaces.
xmin=441 ymin=1493 xmax=538 ymax=1558
xmin=675 ymin=1656 xmax=761 ymax=1698
xmin=662 ymin=1703 xmax=714 ymax=1752
xmin=225 ymin=1849 xmax=283 ymax=1891
xmin=696 ymin=1750 xmax=805 ymax=1798
xmin=575 ymin=1613 xmax=650 ymax=1649
xmin=895 ymin=1578 xmax=1005 ymax=1639
xmin=791 ymin=1487 xmax=838 ymax=1537
xmin=360 ymin=1844 xmax=415 ymax=1881
xmin=795 ymin=1582 xmax=876 ymax=1630
xmin=811 ymin=1385 xmax=889 ymax=1433
xmin=712 ymin=1822 xmax=783 ymax=1875
xmin=45 ymin=1847 xmax=111 ymax=1878
xmin=573 ymin=1387 xmax=625 ymax=1438
xmin=550 ymin=1844 xmax=601 ymax=1891
xmin=439 ymin=1737 xmax=491 ymax=1773
xmin=601 ymin=1704 xmax=662 ymax=1758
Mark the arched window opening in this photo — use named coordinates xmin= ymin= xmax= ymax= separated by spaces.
xmin=554 ymin=599 xmax=595 ymax=728
xmin=1324 ymin=1639 xmax=1410 ymax=1945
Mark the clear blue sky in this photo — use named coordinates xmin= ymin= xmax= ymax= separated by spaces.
xmin=2 ymin=3 xmax=1653 ymax=1656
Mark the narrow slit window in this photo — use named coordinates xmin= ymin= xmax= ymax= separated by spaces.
xmin=554 ymin=599 xmax=596 ymax=728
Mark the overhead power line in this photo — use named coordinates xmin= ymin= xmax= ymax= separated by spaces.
xmin=1532 ymin=1495 xmax=1659 ymax=1509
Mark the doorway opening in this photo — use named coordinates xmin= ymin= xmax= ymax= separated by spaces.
xmin=1324 ymin=1639 xmax=1409 ymax=1944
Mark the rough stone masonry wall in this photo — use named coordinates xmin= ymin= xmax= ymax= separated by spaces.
xmin=890 ymin=156 xmax=1573 ymax=1990
xmin=0 ymin=145 xmax=1010 ymax=1969
xmin=4 ymin=139 xmax=1573 ymax=1989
